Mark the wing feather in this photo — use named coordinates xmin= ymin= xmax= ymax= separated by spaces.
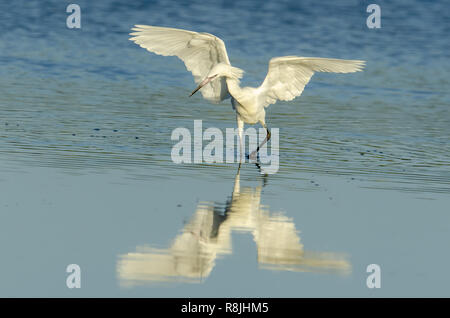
xmin=129 ymin=25 xmax=231 ymax=103
xmin=258 ymin=56 xmax=365 ymax=107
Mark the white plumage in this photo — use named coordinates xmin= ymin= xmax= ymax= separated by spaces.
xmin=259 ymin=56 xmax=365 ymax=107
xmin=130 ymin=25 xmax=231 ymax=103
xmin=130 ymin=25 xmax=365 ymax=157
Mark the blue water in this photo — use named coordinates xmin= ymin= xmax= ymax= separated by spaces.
xmin=0 ymin=0 xmax=449 ymax=297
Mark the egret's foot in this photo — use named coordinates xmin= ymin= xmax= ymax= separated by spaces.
xmin=245 ymin=151 xmax=259 ymax=161
xmin=248 ymin=151 xmax=259 ymax=162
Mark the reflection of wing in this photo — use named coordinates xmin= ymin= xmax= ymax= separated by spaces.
xmin=117 ymin=245 xmax=207 ymax=285
xmin=129 ymin=25 xmax=231 ymax=103
xmin=118 ymin=170 xmax=351 ymax=286
xmin=255 ymin=214 xmax=350 ymax=273
xmin=117 ymin=203 xmax=221 ymax=285
xmin=256 ymin=214 xmax=304 ymax=266
xmin=258 ymin=56 xmax=365 ymax=107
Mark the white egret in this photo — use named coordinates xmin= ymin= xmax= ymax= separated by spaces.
xmin=129 ymin=25 xmax=365 ymax=158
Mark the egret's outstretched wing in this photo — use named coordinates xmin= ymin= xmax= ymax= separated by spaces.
xmin=129 ymin=25 xmax=231 ymax=103
xmin=258 ymin=56 xmax=365 ymax=107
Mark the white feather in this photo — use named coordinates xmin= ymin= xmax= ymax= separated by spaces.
xmin=257 ymin=56 xmax=365 ymax=108
xmin=130 ymin=25 xmax=365 ymax=132
xmin=129 ymin=25 xmax=231 ymax=103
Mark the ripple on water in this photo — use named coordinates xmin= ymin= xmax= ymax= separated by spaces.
xmin=0 ymin=0 xmax=449 ymax=195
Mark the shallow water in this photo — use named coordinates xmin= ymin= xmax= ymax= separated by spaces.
xmin=0 ymin=0 xmax=449 ymax=297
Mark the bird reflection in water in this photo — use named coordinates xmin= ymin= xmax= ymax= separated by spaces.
xmin=117 ymin=165 xmax=350 ymax=286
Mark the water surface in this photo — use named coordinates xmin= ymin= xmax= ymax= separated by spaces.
xmin=0 ymin=0 xmax=449 ymax=297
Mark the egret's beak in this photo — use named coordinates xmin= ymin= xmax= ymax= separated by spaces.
xmin=189 ymin=75 xmax=217 ymax=97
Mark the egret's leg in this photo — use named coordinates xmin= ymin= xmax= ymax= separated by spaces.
xmin=237 ymin=116 xmax=244 ymax=163
xmin=249 ymin=122 xmax=271 ymax=160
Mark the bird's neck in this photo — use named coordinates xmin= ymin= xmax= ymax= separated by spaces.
xmin=226 ymin=78 xmax=243 ymax=100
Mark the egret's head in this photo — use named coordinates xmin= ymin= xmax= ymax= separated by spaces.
xmin=190 ymin=63 xmax=244 ymax=97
